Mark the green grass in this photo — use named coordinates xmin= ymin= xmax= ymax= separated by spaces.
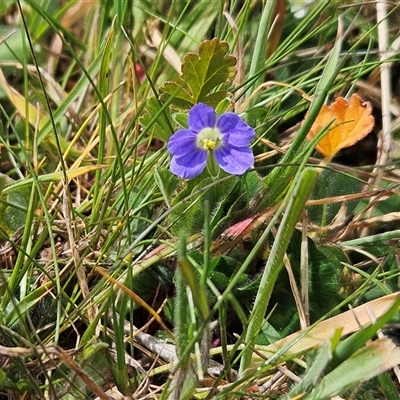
xmin=1 ymin=1 xmax=400 ymax=399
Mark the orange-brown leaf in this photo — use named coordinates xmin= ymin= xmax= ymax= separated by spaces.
xmin=307 ymin=94 xmax=375 ymax=159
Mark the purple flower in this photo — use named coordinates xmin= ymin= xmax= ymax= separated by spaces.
xmin=167 ymin=103 xmax=255 ymax=179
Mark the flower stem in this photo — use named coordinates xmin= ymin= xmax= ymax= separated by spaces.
xmin=206 ymin=152 xmax=220 ymax=177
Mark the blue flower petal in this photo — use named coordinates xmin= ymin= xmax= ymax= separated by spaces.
xmin=168 ymin=129 xmax=197 ymax=156
xmin=168 ymin=104 xmax=255 ymax=179
xmin=188 ymin=103 xmax=217 ymax=131
xmin=216 ymin=113 xmax=255 ymax=146
xmin=214 ymin=145 xmax=254 ymax=175
xmin=170 ymin=149 xmax=207 ymax=179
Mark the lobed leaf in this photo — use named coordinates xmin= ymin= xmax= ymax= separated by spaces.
xmin=159 ymin=38 xmax=236 ymax=110
xmin=306 ymin=94 xmax=375 ymax=160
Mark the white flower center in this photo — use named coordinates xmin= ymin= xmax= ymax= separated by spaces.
xmin=196 ymin=127 xmax=223 ymax=150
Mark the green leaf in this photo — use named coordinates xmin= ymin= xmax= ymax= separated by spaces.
xmin=211 ymin=173 xmax=263 ymax=238
xmin=139 ymin=96 xmax=173 ymax=141
xmin=172 ymin=112 xmax=189 ymax=128
xmin=168 ymin=176 xmax=218 ymax=236
xmin=5 ymin=283 xmax=51 ymax=328
xmin=0 ymin=27 xmax=29 ymax=64
xmin=159 ymin=38 xmax=236 ymax=110
xmin=0 ymin=185 xmax=32 ymax=235
xmin=354 ymin=180 xmax=400 ymax=218
xmin=160 ymin=81 xmax=194 ymax=110
xmin=154 ymin=166 xmax=180 ymax=208
xmin=308 ymin=169 xmax=362 ymax=226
